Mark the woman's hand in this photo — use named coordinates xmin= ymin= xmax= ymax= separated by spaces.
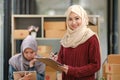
xmin=59 ymin=64 xmax=68 ymax=74
xmin=29 ymin=59 xmax=37 ymax=67
xmin=23 ymin=73 xmax=32 ymax=80
xmin=19 ymin=73 xmax=32 ymax=80
xmin=50 ymin=52 xmax=58 ymax=61
xmin=63 ymin=65 xmax=69 ymax=74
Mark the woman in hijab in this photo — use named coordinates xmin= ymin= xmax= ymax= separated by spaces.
xmin=57 ymin=5 xmax=101 ymax=80
xmin=9 ymin=35 xmax=45 ymax=80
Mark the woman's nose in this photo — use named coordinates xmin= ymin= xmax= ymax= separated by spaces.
xmin=72 ymin=20 xmax=76 ymax=24
xmin=27 ymin=54 xmax=32 ymax=57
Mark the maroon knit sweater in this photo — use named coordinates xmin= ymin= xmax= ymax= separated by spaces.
xmin=57 ymin=35 xmax=101 ymax=80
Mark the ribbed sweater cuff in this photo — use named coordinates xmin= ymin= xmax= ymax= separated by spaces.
xmin=67 ymin=66 xmax=75 ymax=76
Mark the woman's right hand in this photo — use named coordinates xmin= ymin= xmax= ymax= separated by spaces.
xmin=29 ymin=59 xmax=37 ymax=67
xmin=50 ymin=52 xmax=58 ymax=61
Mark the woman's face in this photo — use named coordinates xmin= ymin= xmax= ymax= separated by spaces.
xmin=23 ymin=48 xmax=36 ymax=61
xmin=68 ymin=12 xmax=82 ymax=30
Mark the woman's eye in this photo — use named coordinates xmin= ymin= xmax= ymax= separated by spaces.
xmin=75 ymin=17 xmax=79 ymax=20
xmin=24 ymin=51 xmax=28 ymax=53
xmin=24 ymin=52 xmax=28 ymax=55
xmin=68 ymin=18 xmax=72 ymax=21
xmin=31 ymin=52 xmax=34 ymax=54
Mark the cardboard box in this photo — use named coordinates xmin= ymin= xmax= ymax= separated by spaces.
xmin=37 ymin=45 xmax=52 ymax=57
xmin=107 ymin=74 xmax=120 ymax=80
xmin=105 ymin=63 xmax=120 ymax=74
xmin=45 ymin=66 xmax=57 ymax=80
xmin=44 ymin=21 xmax=66 ymax=30
xmin=38 ymin=45 xmax=52 ymax=53
xmin=108 ymin=54 xmax=120 ymax=64
xmin=38 ymin=53 xmax=50 ymax=58
xmin=45 ymin=30 xmax=66 ymax=38
xmin=13 ymin=30 xmax=29 ymax=39
xmin=88 ymin=26 xmax=98 ymax=34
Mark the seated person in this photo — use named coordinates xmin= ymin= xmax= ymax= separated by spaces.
xmin=8 ymin=35 xmax=45 ymax=80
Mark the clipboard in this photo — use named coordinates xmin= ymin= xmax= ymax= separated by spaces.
xmin=13 ymin=71 xmax=37 ymax=80
xmin=35 ymin=57 xmax=64 ymax=71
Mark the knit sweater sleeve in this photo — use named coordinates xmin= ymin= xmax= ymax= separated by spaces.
xmin=67 ymin=35 xmax=101 ymax=78
xmin=57 ymin=46 xmax=64 ymax=64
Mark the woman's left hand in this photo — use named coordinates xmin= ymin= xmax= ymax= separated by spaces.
xmin=61 ymin=65 xmax=68 ymax=74
xmin=21 ymin=73 xmax=32 ymax=80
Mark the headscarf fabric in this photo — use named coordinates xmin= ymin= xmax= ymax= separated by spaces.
xmin=61 ymin=5 xmax=95 ymax=48
xmin=9 ymin=35 xmax=45 ymax=74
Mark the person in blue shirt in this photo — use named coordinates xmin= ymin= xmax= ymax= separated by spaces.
xmin=8 ymin=35 xmax=45 ymax=80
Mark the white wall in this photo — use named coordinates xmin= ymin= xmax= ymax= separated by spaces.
xmin=0 ymin=0 xmax=3 ymax=79
xmin=0 ymin=14 xmax=3 ymax=80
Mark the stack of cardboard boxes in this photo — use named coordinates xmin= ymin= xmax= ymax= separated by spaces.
xmin=37 ymin=45 xmax=57 ymax=80
xmin=103 ymin=54 xmax=120 ymax=80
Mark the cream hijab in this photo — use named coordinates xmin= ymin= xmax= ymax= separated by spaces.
xmin=61 ymin=5 xmax=95 ymax=48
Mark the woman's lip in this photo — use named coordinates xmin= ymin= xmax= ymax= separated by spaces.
xmin=72 ymin=26 xmax=77 ymax=28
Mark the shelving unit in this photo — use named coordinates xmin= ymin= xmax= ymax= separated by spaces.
xmin=11 ymin=14 xmax=100 ymax=56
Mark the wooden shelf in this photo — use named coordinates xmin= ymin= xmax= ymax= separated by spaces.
xmin=11 ymin=14 xmax=100 ymax=56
